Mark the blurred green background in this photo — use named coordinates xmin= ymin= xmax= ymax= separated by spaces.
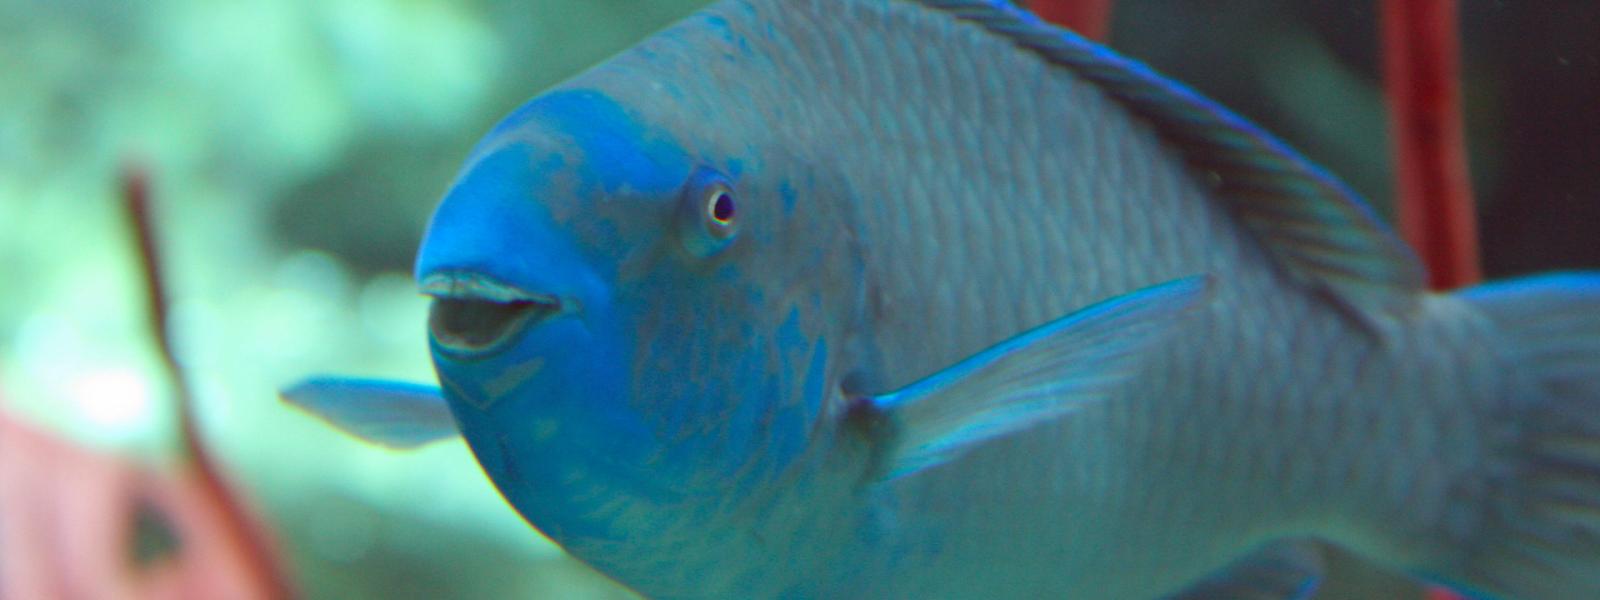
xmin=0 ymin=1 xmax=1593 ymax=598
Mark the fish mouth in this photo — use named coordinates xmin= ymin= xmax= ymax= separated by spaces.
xmin=421 ymin=272 xmax=574 ymax=358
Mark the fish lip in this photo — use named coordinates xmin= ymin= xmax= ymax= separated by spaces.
xmin=420 ymin=271 xmax=562 ymax=304
xmin=420 ymin=271 xmax=577 ymax=359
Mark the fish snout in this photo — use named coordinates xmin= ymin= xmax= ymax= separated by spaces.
xmin=422 ymin=272 xmax=575 ymax=358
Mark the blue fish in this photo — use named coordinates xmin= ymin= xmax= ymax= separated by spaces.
xmin=284 ymin=1 xmax=1600 ymax=598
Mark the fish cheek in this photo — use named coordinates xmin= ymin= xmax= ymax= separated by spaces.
xmin=617 ymin=277 xmax=765 ymax=472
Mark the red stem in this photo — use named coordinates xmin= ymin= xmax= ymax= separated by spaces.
xmin=122 ymin=165 xmax=297 ymax=599
xmin=1382 ymin=0 xmax=1481 ymax=289
xmin=1031 ymin=0 xmax=1115 ymax=41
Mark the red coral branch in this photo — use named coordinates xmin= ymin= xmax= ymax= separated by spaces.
xmin=121 ymin=164 xmax=297 ymax=598
xmin=1031 ymin=0 xmax=1115 ymax=41
xmin=1382 ymin=0 xmax=1481 ymax=289
xmin=1383 ymin=4 xmax=1477 ymax=597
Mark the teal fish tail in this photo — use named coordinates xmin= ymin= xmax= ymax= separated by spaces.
xmin=1439 ymin=273 xmax=1600 ymax=599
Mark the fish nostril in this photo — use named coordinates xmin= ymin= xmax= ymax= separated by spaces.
xmin=428 ymin=297 xmax=562 ymax=356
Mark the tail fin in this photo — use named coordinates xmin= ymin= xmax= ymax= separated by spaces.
xmin=1448 ymin=273 xmax=1600 ymax=599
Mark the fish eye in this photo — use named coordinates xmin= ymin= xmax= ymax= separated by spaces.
xmin=678 ymin=168 xmax=739 ymax=257
xmin=707 ymin=190 xmax=736 ymax=230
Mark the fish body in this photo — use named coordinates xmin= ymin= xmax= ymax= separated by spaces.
xmin=286 ymin=1 xmax=1600 ymax=598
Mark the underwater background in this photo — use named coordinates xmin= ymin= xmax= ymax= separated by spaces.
xmin=0 ymin=0 xmax=1594 ymax=597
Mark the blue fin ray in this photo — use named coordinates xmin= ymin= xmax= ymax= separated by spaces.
xmin=859 ymin=276 xmax=1213 ymax=480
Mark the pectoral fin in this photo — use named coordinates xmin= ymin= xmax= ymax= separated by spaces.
xmin=850 ymin=276 xmax=1212 ymax=481
xmin=280 ymin=377 xmax=458 ymax=449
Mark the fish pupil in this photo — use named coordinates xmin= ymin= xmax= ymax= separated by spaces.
xmin=710 ymin=192 xmax=735 ymax=223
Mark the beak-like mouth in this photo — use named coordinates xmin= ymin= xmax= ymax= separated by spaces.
xmin=421 ymin=272 xmax=573 ymax=357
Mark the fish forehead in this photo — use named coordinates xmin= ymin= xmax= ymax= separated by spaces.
xmin=469 ymin=89 xmax=693 ymax=219
xmin=548 ymin=3 xmax=813 ymax=169
xmin=418 ymin=90 xmax=701 ymax=291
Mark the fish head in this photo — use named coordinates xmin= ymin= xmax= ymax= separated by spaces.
xmin=415 ymin=66 xmax=868 ymax=545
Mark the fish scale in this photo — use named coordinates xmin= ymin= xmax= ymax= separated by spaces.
xmin=283 ymin=0 xmax=1600 ymax=597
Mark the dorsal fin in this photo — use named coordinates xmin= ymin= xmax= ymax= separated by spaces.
xmin=915 ymin=0 xmax=1427 ymax=327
